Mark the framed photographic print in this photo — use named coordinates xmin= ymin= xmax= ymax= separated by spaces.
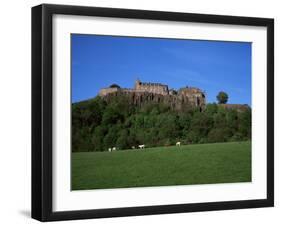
xmin=32 ymin=4 xmax=274 ymax=221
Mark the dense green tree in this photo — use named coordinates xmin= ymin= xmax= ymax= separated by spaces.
xmin=71 ymin=96 xmax=251 ymax=152
xmin=216 ymin=91 xmax=229 ymax=104
xmin=208 ymin=128 xmax=232 ymax=143
xmin=189 ymin=111 xmax=213 ymax=138
xmin=109 ymin=84 xmax=120 ymax=88
xmin=238 ymin=108 xmax=251 ymax=138
xmin=103 ymin=129 xmax=117 ymax=149
xmin=205 ymin=103 xmax=218 ymax=114
xmin=102 ymin=107 xmax=123 ymax=125
xmin=116 ymin=129 xmax=129 ymax=149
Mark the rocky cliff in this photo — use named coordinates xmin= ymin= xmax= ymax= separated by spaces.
xmin=101 ymin=90 xmax=205 ymax=111
xmin=99 ymin=80 xmax=206 ymax=110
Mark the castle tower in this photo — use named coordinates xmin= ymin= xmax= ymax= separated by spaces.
xmin=134 ymin=79 xmax=141 ymax=90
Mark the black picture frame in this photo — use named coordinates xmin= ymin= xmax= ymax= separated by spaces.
xmin=32 ymin=4 xmax=274 ymax=222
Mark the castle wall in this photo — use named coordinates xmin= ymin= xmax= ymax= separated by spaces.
xmin=99 ymin=87 xmax=119 ymax=96
xmin=134 ymin=80 xmax=169 ymax=95
xmin=219 ymin=104 xmax=249 ymax=112
xmin=178 ymin=87 xmax=206 ymax=107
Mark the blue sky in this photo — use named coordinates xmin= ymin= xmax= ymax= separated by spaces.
xmin=72 ymin=34 xmax=251 ymax=105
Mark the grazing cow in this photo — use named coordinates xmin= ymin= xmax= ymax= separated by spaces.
xmin=112 ymin=147 xmax=116 ymax=151
xmin=138 ymin=144 xmax=145 ymax=149
xmin=131 ymin=146 xmax=135 ymax=149
xmin=108 ymin=148 xmax=112 ymax=152
xmin=176 ymin=142 xmax=181 ymax=146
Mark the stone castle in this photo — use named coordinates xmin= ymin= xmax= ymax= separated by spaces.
xmin=99 ymin=79 xmax=170 ymax=96
xmin=134 ymin=79 xmax=169 ymax=95
xmin=99 ymin=79 xmax=206 ymax=110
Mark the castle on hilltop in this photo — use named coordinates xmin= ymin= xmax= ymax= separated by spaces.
xmin=99 ymin=79 xmax=206 ymax=109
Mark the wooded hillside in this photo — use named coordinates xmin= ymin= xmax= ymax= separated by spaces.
xmin=72 ymin=95 xmax=251 ymax=152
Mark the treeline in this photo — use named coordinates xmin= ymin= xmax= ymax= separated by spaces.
xmin=72 ymin=95 xmax=251 ymax=152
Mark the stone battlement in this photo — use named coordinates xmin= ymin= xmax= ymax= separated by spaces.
xmin=134 ymin=79 xmax=169 ymax=95
xmin=99 ymin=87 xmax=120 ymax=96
xmin=99 ymin=79 xmax=171 ymax=97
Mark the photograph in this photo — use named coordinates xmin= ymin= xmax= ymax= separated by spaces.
xmin=30 ymin=3 xmax=274 ymax=221
xmin=71 ymin=34 xmax=252 ymax=191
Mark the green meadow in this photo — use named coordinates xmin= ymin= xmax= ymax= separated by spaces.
xmin=72 ymin=141 xmax=251 ymax=190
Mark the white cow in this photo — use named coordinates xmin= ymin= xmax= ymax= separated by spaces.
xmin=138 ymin=144 xmax=145 ymax=149
xmin=131 ymin=146 xmax=135 ymax=149
xmin=112 ymin=147 xmax=116 ymax=151
xmin=108 ymin=148 xmax=112 ymax=152
xmin=176 ymin=142 xmax=181 ymax=146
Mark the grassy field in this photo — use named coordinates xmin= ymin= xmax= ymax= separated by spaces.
xmin=72 ymin=141 xmax=251 ymax=190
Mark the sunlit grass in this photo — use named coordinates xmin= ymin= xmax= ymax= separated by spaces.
xmin=72 ymin=141 xmax=251 ymax=190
